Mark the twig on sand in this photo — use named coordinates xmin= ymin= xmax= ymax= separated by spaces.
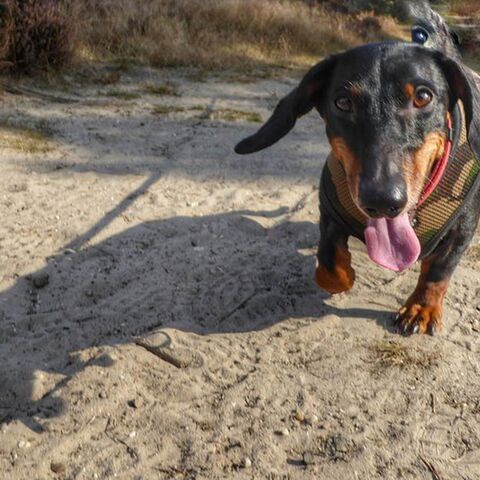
xmin=135 ymin=340 xmax=189 ymax=369
xmin=430 ymin=392 xmax=436 ymax=414
xmin=218 ymin=290 xmax=261 ymax=324
xmin=104 ymin=418 xmax=139 ymax=462
xmin=420 ymin=455 xmax=443 ymax=480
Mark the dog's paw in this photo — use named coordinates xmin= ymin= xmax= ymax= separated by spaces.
xmin=395 ymin=302 xmax=443 ymax=336
xmin=315 ymin=246 xmax=355 ymax=294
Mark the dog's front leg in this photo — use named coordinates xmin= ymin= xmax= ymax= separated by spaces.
xmin=315 ymin=210 xmax=355 ymax=294
xmin=396 ymin=207 xmax=479 ymax=335
xmin=395 ymin=259 xmax=449 ymax=335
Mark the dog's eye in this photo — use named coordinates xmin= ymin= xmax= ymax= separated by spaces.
xmin=412 ymin=26 xmax=429 ymax=45
xmin=413 ymin=88 xmax=433 ymax=108
xmin=335 ymin=96 xmax=353 ymax=113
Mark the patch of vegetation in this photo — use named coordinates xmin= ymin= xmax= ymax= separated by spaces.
xmin=73 ymin=0 xmax=403 ymax=72
xmin=1 ymin=0 xmax=74 ymax=73
xmin=105 ymin=89 xmax=141 ymax=100
xmin=210 ymin=108 xmax=262 ymax=123
xmin=0 ymin=119 xmax=55 ymax=153
xmin=342 ymin=0 xmax=398 ymax=15
xmin=96 ymin=71 xmax=122 ymax=85
xmin=185 ymin=69 xmax=209 ymax=82
xmin=450 ymin=0 xmax=480 ymax=17
xmin=150 ymin=104 xmax=261 ymax=121
xmin=369 ymin=339 xmax=441 ymax=371
xmin=110 ymin=56 xmax=139 ymax=72
xmin=152 ymin=105 xmax=186 ymax=115
xmin=144 ymin=83 xmax=178 ymax=96
xmin=9 ymin=0 xmax=477 ymax=77
xmin=217 ymin=68 xmax=287 ymax=84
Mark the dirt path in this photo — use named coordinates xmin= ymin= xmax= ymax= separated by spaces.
xmin=0 ymin=67 xmax=480 ymax=479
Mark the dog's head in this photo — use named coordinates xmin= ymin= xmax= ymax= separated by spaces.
xmin=235 ymin=42 xmax=479 ymax=221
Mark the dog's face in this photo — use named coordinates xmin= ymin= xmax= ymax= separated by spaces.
xmin=321 ymin=43 xmax=451 ymax=217
xmin=235 ymin=42 xmax=479 ymax=220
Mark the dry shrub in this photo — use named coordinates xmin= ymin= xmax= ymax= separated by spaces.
xmin=0 ymin=0 xmax=74 ymax=73
xmin=369 ymin=340 xmax=441 ymax=371
xmin=73 ymin=0 xmax=395 ymax=70
xmin=0 ymin=1 xmax=14 ymax=64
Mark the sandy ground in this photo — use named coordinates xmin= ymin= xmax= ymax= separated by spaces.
xmin=0 ymin=66 xmax=480 ymax=480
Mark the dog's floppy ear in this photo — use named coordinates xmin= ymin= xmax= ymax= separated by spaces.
xmin=234 ymin=55 xmax=337 ymax=155
xmin=438 ymin=55 xmax=480 ymax=158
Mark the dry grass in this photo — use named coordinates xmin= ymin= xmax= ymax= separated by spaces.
xmin=70 ymin=0 xmax=402 ymax=71
xmin=0 ymin=119 xmax=55 ymax=153
xmin=450 ymin=0 xmax=480 ymax=17
xmin=369 ymin=339 xmax=441 ymax=371
xmin=209 ymin=108 xmax=262 ymax=123
xmin=105 ymin=89 xmax=141 ymax=100
xmin=152 ymin=105 xmax=186 ymax=115
xmin=3 ymin=1 xmax=475 ymax=75
xmin=143 ymin=83 xmax=179 ymax=96
xmin=151 ymin=104 xmax=262 ymax=122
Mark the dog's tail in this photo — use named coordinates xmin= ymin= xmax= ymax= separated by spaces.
xmin=397 ymin=1 xmax=461 ymax=59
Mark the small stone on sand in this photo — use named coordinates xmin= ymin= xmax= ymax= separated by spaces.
xmin=294 ymin=410 xmax=305 ymax=422
xmin=51 ymin=462 xmax=66 ymax=474
xmin=31 ymin=272 xmax=50 ymax=289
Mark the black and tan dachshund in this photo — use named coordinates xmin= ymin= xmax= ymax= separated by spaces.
xmin=235 ymin=3 xmax=480 ymax=336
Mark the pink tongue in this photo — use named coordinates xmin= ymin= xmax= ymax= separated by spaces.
xmin=364 ymin=213 xmax=421 ymax=272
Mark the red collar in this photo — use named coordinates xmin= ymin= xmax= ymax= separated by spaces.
xmin=416 ymin=116 xmax=453 ymax=208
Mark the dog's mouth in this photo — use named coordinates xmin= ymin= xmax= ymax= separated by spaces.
xmin=364 ymin=213 xmax=421 ymax=272
xmin=345 ymin=179 xmax=421 ymax=272
xmin=353 ymin=134 xmax=450 ymax=273
xmin=346 ymin=176 xmax=422 ymax=273
xmin=339 ymin=124 xmax=450 ymax=273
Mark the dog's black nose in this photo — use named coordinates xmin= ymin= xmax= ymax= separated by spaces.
xmin=360 ymin=181 xmax=407 ymax=218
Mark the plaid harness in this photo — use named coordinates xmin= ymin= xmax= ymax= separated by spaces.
xmin=320 ymin=101 xmax=480 ymax=258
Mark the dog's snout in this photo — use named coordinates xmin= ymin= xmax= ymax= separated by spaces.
xmin=360 ymin=179 xmax=407 ymax=218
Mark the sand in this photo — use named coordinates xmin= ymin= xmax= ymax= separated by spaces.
xmin=0 ymin=67 xmax=479 ymax=479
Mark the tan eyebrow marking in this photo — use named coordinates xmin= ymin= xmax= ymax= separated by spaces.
xmin=404 ymin=82 xmax=415 ymax=99
xmin=348 ymin=83 xmax=362 ymax=96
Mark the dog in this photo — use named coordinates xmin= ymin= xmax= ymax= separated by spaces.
xmin=234 ymin=2 xmax=480 ymax=336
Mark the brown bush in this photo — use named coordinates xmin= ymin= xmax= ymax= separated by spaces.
xmin=1 ymin=0 xmax=74 ymax=73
